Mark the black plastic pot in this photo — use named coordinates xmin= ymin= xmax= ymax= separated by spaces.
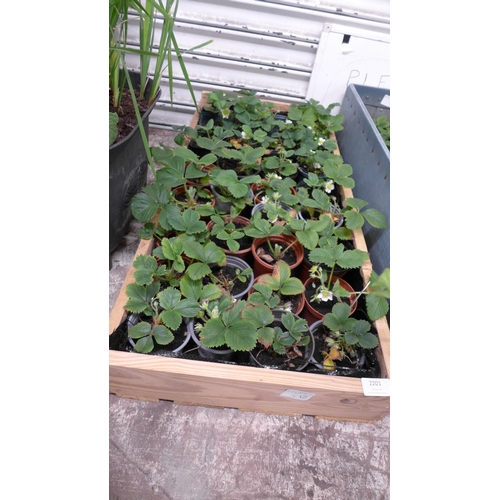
xmin=307 ymin=314 xmax=381 ymax=378
xmin=126 ymin=313 xmax=191 ymax=356
xmin=249 ymin=309 xmax=315 ymax=371
xmin=187 ymin=319 xmax=235 ymax=362
xmin=198 ymin=109 xmax=221 ymax=127
xmin=109 ymin=71 xmax=161 ymax=256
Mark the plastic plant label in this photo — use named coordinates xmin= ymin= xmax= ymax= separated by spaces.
xmin=280 ymin=389 xmax=315 ymax=401
xmin=381 ymin=95 xmax=390 ymax=107
xmin=361 ymin=378 xmax=390 ymax=396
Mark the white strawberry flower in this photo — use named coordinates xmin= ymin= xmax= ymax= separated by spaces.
xmin=314 ymin=162 xmax=322 ymax=170
xmin=241 ymin=131 xmax=247 ymax=139
xmin=318 ymin=290 xmax=333 ymax=302
xmin=318 ymin=137 xmax=325 ymax=146
xmin=209 ymin=305 xmax=220 ymax=318
xmin=324 ymin=180 xmax=334 ymax=193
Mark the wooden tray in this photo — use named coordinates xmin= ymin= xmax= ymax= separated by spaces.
xmin=109 ymin=93 xmax=390 ymax=422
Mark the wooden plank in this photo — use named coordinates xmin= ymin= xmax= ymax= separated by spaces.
xmin=109 ymin=236 xmax=155 ymax=335
xmin=109 ymin=352 xmax=389 ymax=421
xmin=109 ymin=93 xmax=390 ymax=421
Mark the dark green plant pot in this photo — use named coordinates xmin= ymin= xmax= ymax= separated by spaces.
xmin=109 ymin=71 xmax=161 ymax=256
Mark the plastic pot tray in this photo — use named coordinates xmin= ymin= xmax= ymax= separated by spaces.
xmin=336 ymin=84 xmax=390 ymax=275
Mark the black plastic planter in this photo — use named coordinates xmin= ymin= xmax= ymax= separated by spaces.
xmin=109 ymin=71 xmax=161 ymax=256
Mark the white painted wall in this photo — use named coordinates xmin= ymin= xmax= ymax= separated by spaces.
xmin=124 ymin=0 xmax=390 ymax=128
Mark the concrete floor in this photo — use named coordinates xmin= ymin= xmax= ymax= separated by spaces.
xmin=109 ymin=129 xmax=390 ymax=500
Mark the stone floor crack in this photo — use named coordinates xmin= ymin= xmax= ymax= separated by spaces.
xmin=110 ymin=437 xmax=175 ymax=500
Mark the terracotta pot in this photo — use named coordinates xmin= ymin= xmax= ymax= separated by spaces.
xmin=248 ymin=273 xmax=305 ymax=316
xmin=251 ymin=234 xmax=304 ymax=278
xmin=301 ymin=276 xmax=357 ymax=326
xmin=206 ymin=215 xmax=253 ymax=263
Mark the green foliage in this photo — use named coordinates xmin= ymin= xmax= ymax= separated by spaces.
xmin=209 ymin=215 xmax=246 ymax=252
xmin=129 ymin=322 xmax=174 ymax=354
xmin=124 ymin=281 xmax=160 ymax=315
xmin=125 ymin=283 xmax=200 ymax=354
xmin=156 ymin=287 xmax=200 ymax=330
xmin=271 ymin=313 xmax=310 ymax=356
xmin=308 ymin=239 xmax=369 ymax=272
xmin=209 ymin=169 xmax=260 ymax=199
xmin=365 ymin=269 xmax=390 ymax=321
xmin=244 ymin=210 xmax=285 ymax=239
xmin=254 ymin=175 xmax=297 ymax=208
xmin=243 ymin=307 xmax=311 ymax=362
xmin=221 ymin=145 xmax=266 ymax=174
xmin=124 ymin=283 xmax=200 ymax=354
xmin=131 ymin=183 xmax=172 ymax=224
xmin=109 ymin=0 xmax=212 ymax=108
xmin=164 ymin=206 xmax=208 ymax=238
xmin=321 ymin=157 xmax=355 ymax=189
xmin=109 ymin=112 xmax=119 ymax=145
xmin=241 ymin=304 xmax=276 ymax=347
xmin=196 ymin=297 xmax=259 ymax=351
xmin=194 ymin=124 xmax=236 ymax=156
xmin=342 ymin=198 xmax=387 ymax=231
xmin=131 ymin=254 xmax=168 ymax=286
xmin=203 ymin=90 xmax=238 ymax=115
xmin=300 ymin=188 xmax=338 ymax=215
xmin=321 ymin=303 xmax=379 ymax=369
xmin=154 ymin=150 xmax=210 ymax=188
xmin=182 ymin=241 xmax=226 ymax=280
xmin=287 ymin=215 xmax=330 ymax=251
xmin=244 ymin=211 xmax=298 ymax=261
xmin=121 ymin=90 xmax=391 ymax=360
xmin=152 ymin=237 xmax=186 ymax=274
xmin=248 ymin=261 xmax=304 ymax=311
xmin=109 ymin=0 xmax=213 ymax=179
xmin=179 ymin=274 xmax=222 ymax=303
xmin=261 ymin=148 xmax=298 ymax=177
xmin=374 ymin=115 xmax=390 ymax=150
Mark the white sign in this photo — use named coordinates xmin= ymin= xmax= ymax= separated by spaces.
xmin=361 ymin=378 xmax=390 ymax=396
